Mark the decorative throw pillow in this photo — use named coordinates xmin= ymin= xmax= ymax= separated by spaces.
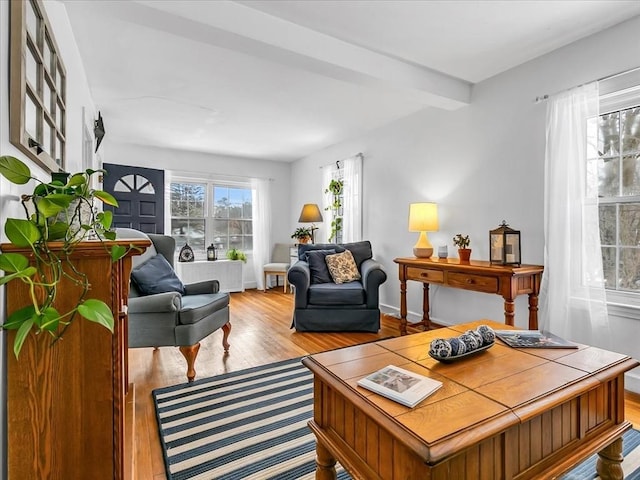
xmin=131 ymin=254 xmax=186 ymax=295
xmin=307 ymin=249 xmax=336 ymax=284
xmin=325 ymin=250 xmax=361 ymax=284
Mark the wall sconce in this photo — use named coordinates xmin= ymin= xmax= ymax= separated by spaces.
xmin=28 ymin=138 xmax=43 ymax=155
xmin=409 ymin=202 xmax=439 ymax=258
xmin=298 ymin=203 xmax=323 ymax=244
xmin=490 ymin=221 xmax=521 ymax=266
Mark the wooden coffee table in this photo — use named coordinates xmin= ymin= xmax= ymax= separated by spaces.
xmin=302 ymin=320 xmax=639 ymax=480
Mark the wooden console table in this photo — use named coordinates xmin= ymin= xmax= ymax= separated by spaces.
xmin=303 ymin=319 xmax=638 ymax=480
xmin=394 ymin=257 xmax=543 ymax=335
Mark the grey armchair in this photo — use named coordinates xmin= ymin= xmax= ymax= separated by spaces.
xmin=287 ymin=241 xmax=387 ymax=332
xmin=116 ymin=229 xmax=231 ymax=382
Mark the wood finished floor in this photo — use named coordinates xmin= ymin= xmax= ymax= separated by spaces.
xmin=129 ymin=287 xmax=640 ymax=480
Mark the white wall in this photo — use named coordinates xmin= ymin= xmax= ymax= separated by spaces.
xmin=290 ymin=16 xmax=640 ymax=391
xmin=0 ymin=2 xmax=99 ymax=477
xmin=104 ymin=142 xmax=292 ymax=288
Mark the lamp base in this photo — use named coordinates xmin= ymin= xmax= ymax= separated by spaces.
xmin=413 ymin=246 xmax=433 ymax=258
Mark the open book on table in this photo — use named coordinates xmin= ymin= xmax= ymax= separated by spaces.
xmin=494 ymin=330 xmax=578 ymax=349
xmin=357 ymin=365 xmax=442 ymax=408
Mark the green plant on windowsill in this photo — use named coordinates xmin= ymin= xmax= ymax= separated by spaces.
xmin=0 ymin=155 xmax=130 ymax=358
xmin=226 ymin=248 xmax=247 ymax=262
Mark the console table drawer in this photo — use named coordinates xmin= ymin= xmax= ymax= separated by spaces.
xmin=406 ymin=267 xmax=444 ymax=283
xmin=448 ymin=272 xmax=498 ymax=293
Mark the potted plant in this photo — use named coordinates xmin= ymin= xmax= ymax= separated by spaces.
xmin=324 ymin=179 xmax=343 ymax=242
xmin=453 ymin=234 xmax=472 ymax=262
xmin=0 ymin=155 xmax=128 ymax=357
xmin=226 ymin=247 xmax=247 ymax=262
xmin=291 ymin=226 xmax=312 ymax=244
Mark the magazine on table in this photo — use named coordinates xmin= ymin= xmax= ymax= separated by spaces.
xmin=494 ymin=330 xmax=578 ymax=349
xmin=357 ymin=365 xmax=442 ymax=408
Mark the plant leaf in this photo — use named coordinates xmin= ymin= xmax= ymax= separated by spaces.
xmin=98 ymin=210 xmax=113 ymax=229
xmin=0 ymin=267 xmax=37 ymax=285
xmin=35 ymin=195 xmax=72 ymax=217
xmin=110 ymin=245 xmax=126 ymax=261
xmin=2 ymin=305 xmax=36 ymax=330
xmin=77 ymin=299 xmax=114 ymax=332
xmin=67 ymin=173 xmax=86 ymax=187
xmin=38 ymin=307 xmax=61 ymax=332
xmin=5 ymin=218 xmax=41 ymax=247
xmin=94 ymin=190 xmax=119 ymax=207
xmin=46 ymin=221 xmax=68 ymax=240
xmin=14 ymin=318 xmax=35 ymax=358
xmin=0 ymin=156 xmax=31 ymax=184
xmin=0 ymin=252 xmax=30 ymax=273
xmin=103 ymin=230 xmax=117 ymax=241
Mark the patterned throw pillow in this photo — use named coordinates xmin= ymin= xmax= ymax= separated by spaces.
xmin=325 ymin=250 xmax=361 ymax=284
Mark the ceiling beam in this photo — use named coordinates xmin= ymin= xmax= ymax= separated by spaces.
xmin=83 ymin=0 xmax=471 ymax=110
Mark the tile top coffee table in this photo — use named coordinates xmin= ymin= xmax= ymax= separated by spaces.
xmin=301 ymin=319 xmax=638 ymax=480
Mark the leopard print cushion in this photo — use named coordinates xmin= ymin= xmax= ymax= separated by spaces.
xmin=325 ymin=250 xmax=361 ymax=284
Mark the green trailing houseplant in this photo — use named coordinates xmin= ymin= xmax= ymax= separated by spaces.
xmin=324 ymin=179 xmax=343 ymax=242
xmin=0 ymin=155 xmax=128 ymax=357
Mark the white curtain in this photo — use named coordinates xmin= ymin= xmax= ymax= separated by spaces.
xmin=342 ymin=154 xmax=363 ymax=242
xmin=251 ymin=178 xmax=271 ymax=290
xmin=322 ymin=154 xmax=363 ymax=243
xmin=539 ymin=82 xmax=611 ymax=348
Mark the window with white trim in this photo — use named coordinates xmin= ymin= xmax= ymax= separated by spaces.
xmin=170 ymin=181 xmax=253 ymax=258
xmin=593 ymin=85 xmax=640 ymax=293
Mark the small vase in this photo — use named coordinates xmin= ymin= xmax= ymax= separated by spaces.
xmin=458 ymin=248 xmax=471 ymax=262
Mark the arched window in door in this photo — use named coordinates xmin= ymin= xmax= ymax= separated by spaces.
xmin=114 ymin=174 xmax=156 ymax=194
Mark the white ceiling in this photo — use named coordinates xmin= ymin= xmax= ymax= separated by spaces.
xmin=62 ymin=0 xmax=640 ymax=162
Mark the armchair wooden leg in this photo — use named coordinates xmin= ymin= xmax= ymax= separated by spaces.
xmin=179 ymin=343 xmax=200 ymax=382
xmin=221 ymin=322 xmax=231 ymax=352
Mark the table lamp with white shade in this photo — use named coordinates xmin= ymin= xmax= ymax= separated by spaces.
xmin=409 ymin=202 xmax=439 ymax=258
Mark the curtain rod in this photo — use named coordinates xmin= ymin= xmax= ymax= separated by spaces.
xmin=534 ymin=65 xmax=640 ymax=104
xmin=319 ymin=152 xmax=363 ymax=169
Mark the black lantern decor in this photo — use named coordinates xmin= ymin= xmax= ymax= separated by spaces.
xmin=490 ymin=221 xmax=521 ymax=266
xmin=207 ymin=243 xmax=217 ymax=261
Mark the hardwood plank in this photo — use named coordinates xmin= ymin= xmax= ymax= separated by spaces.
xmin=129 ymin=287 xmax=640 ymax=480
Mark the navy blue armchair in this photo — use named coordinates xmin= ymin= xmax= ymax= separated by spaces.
xmin=287 ymin=241 xmax=387 ymax=332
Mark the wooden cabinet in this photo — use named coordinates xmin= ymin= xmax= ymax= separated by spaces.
xmin=4 ymin=239 xmax=149 ymax=480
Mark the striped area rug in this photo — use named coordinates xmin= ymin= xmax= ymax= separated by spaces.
xmin=153 ymin=357 xmax=640 ymax=480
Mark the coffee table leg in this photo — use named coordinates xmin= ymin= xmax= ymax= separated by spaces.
xmin=315 ymin=440 xmax=337 ymax=480
xmin=596 ymin=437 xmax=624 ymax=480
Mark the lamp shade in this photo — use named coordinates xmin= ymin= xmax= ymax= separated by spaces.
xmin=298 ymin=203 xmax=323 ymax=223
xmin=408 ymin=202 xmax=439 ymax=232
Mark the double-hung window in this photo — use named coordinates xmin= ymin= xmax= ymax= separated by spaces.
xmin=593 ymin=80 xmax=640 ymax=295
xmin=170 ymin=180 xmax=253 ymax=259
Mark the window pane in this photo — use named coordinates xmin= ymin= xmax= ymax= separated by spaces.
xmin=621 ymin=107 xmax=640 ymax=155
xmin=600 ymin=112 xmax=620 ymax=158
xmin=43 ymin=36 xmax=53 ymax=73
xmin=228 ymin=219 xmax=243 ymax=235
xmin=43 ymin=80 xmax=52 ymax=113
xmin=597 ymin=157 xmax=619 ymax=197
xmin=56 ymin=99 xmax=64 ymax=131
xmin=243 ymin=236 xmax=253 ymax=251
xmin=619 ymin=203 xmax=640 ymax=246
xmin=619 ymin=247 xmax=640 ymax=291
xmin=26 ymin=45 xmax=39 ymax=90
xmin=55 ymin=135 xmax=63 ymax=167
xmin=213 ymin=219 xmax=228 ymax=238
xmin=26 ymin=1 xmax=38 ymax=42
xmin=213 ymin=186 xmax=230 ymax=218
xmin=599 ymin=205 xmax=616 ymax=246
xmin=622 ymin=154 xmax=640 ymax=196
xmin=171 ymin=219 xmax=205 ymax=252
xmin=601 ymin=246 xmax=616 ymax=290
xmin=43 ymin=119 xmax=53 ymax=156
xmin=25 ymin=93 xmax=38 ymax=140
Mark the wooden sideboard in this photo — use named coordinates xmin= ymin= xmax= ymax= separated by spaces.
xmin=4 ymin=239 xmax=149 ymax=479
xmin=393 ymin=257 xmax=543 ymax=335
